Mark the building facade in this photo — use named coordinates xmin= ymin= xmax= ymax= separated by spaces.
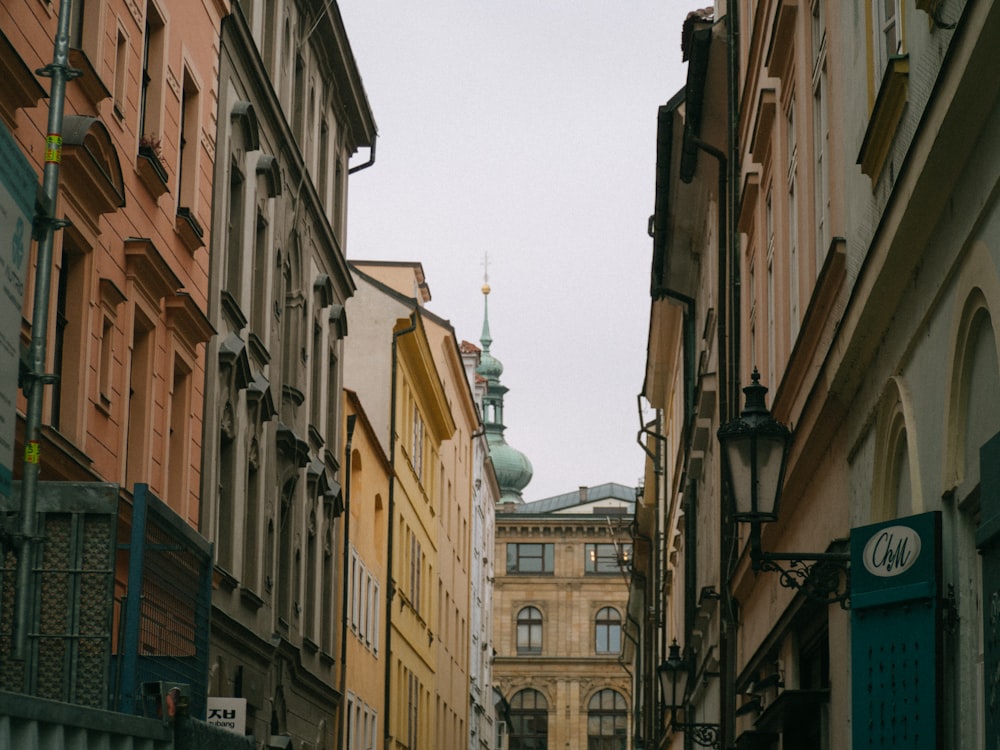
xmin=3 ymin=0 xmax=225 ymax=724
xmin=461 ymin=340 xmax=503 ymax=750
xmin=344 ymin=389 xmax=391 ymax=750
xmin=198 ymin=0 xmax=375 ymax=746
xmin=641 ymin=1 xmax=1000 ymax=748
xmin=493 ymin=484 xmax=636 ymax=750
xmin=344 ymin=261 xmax=492 ymax=749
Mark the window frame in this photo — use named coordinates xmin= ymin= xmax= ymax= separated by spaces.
xmin=506 ymin=542 xmax=555 ymax=575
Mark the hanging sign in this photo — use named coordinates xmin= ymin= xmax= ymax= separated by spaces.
xmin=0 ymin=123 xmax=37 ymax=498
xmin=851 ymin=511 xmax=942 ymax=748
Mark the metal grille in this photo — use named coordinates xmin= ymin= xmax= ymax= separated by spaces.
xmin=0 ymin=483 xmax=117 ymax=708
xmin=116 ymin=483 xmax=212 ymax=720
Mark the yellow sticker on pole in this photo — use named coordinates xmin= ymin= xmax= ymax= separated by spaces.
xmin=25 ymin=441 xmax=40 ymax=464
xmin=45 ymin=134 xmax=62 ymax=164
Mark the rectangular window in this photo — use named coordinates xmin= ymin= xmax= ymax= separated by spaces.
xmin=506 ymin=543 xmax=555 ymax=574
xmin=99 ymin=314 xmax=114 ymax=406
xmin=166 ymin=360 xmax=191 ymax=516
xmin=786 ymin=100 xmax=800 ymax=339
xmin=139 ymin=2 xmax=165 ymax=144
xmin=411 ymin=405 xmax=425 ymax=480
xmin=812 ymin=0 xmax=830 ymax=269
xmin=226 ymin=162 xmax=244 ymax=297
xmin=351 ymin=547 xmax=361 ymax=632
xmin=585 ymin=543 xmax=630 ymax=574
xmin=251 ymin=210 xmax=268 ymax=334
xmin=178 ymin=67 xmax=200 ymax=210
xmin=311 ymin=321 xmax=323 ymax=429
xmin=125 ymin=311 xmax=154 ymax=490
xmin=873 ymin=0 xmax=902 ymax=83
xmin=113 ymin=28 xmax=128 ymax=117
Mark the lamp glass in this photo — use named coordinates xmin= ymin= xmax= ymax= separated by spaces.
xmin=718 ymin=370 xmax=790 ymax=522
xmin=657 ymin=641 xmax=689 ymax=711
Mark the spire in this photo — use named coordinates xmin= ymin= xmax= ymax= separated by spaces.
xmin=475 ymin=263 xmax=532 ymax=504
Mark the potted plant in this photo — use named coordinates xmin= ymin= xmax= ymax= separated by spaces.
xmin=136 ymin=133 xmax=169 ymax=196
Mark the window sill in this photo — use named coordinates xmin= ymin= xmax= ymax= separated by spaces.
xmin=858 ymin=56 xmax=910 ymax=180
xmin=175 ymin=206 xmax=205 ymax=252
xmin=136 ymin=147 xmax=170 ymax=199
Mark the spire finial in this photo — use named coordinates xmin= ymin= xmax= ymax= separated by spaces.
xmin=481 ymin=251 xmax=491 ymax=295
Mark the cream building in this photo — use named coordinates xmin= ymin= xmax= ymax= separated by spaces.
xmin=641 ymin=1 xmax=1000 ymax=748
xmin=493 ymin=484 xmax=636 ymax=750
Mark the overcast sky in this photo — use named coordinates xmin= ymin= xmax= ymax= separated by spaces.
xmin=338 ymin=2 xmax=692 ymax=501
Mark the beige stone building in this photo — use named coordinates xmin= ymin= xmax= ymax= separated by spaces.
xmin=493 ymin=484 xmax=636 ymax=750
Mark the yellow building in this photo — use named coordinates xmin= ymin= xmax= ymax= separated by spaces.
xmin=343 ymin=389 xmax=392 ymax=750
xmin=345 ymin=261 xmax=486 ymax=748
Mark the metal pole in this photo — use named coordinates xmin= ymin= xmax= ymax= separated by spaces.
xmin=13 ymin=0 xmax=79 ymax=663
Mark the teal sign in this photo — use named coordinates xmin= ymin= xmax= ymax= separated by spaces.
xmin=977 ymin=432 xmax=1000 ymax=748
xmin=851 ymin=511 xmax=942 ymax=748
xmin=0 ymin=123 xmax=37 ymax=498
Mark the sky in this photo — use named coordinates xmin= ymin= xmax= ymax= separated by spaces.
xmin=338 ymin=2 xmax=692 ymax=502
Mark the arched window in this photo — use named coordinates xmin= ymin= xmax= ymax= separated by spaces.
xmin=595 ymin=607 xmax=621 ymax=654
xmin=587 ymin=689 xmax=627 ymax=750
xmin=510 ymin=689 xmax=547 ymax=750
xmin=516 ymin=606 xmax=543 ymax=655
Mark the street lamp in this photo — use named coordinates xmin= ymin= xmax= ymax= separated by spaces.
xmin=656 ymin=640 xmax=721 ymax=749
xmin=717 ymin=369 xmax=850 ymax=607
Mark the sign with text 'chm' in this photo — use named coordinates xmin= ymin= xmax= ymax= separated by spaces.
xmin=851 ymin=511 xmax=941 ymax=749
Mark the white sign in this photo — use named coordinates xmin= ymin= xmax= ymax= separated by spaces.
xmin=0 ymin=124 xmax=36 ymax=498
xmin=207 ymin=697 xmax=247 ymax=735
xmin=862 ymin=524 xmax=922 ymax=577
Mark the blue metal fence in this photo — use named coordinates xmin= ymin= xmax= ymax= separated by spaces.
xmin=114 ymin=483 xmax=213 ymax=720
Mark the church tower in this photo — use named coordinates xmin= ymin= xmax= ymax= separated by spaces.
xmin=477 ymin=279 xmax=533 ymax=504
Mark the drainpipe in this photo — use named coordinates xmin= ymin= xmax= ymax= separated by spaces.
xmin=14 ymin=0 xmax=80 ymax=663
xmin=690 ymin=128 xmax=731 ymax=750
xmin=384 ymin=315 xmax=417 ymax=749
xmin=337 ymin=414 xmax=357 ymax=750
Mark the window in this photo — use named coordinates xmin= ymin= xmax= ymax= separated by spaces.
xmin=226 ymin=160 xmax=245 ymax=297
xmin=98 ymin=314 xmax=115 ymax=406
xmin=251 ymin=209 xmax=269 ymax=334
xmin=516 ymin=606 xmax=543 ymax=655
xmin=595 ymin=607 xmax=622 ymax=654
xmin=277 ymin=479 xmax=295 ymax=625
xmin=139 ymin=2 xmax=165 ymax=145
xmin=411 ymin=404 xmax=425 ymax=479
xmin=811 ymin=0 xmax=830 ymax=268
xmin=166 ymin=360 xmax=191 ymax=515
xmin=178 ymin=67 xmax=200 ymax=211
xmin=52 ymin=237 xmax=85 ymax=434
xmin=125 ymin=310 xmax=154 ymax=489
xmin=506 ymin=543 xmax=554 ymax=574
xmin=587 ymin=689 xmax=627 ymax=750
xmin=872 ymin=0 xmax=902 ymax=85
xmin=585 ymin=543 xmax=629 ymax=574
xmin=113 ymin=28 xmax=128 ymax=117
xmin=509 ymin=689 xmax=547 ymax=750
xmin=786 ymin=99 xmax=800 ymax=339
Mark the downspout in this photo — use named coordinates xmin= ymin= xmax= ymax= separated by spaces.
xmin=690 ymin=124 xmax=732 ymax=750
xmin=337 ymin=414 xmax=357 ymax=750
xmin=384 ymin=315 xmax=417 ymax=750
xmin=14 ymin=0 xmax=79 ymax=662
xmin=724 ymin=6 xmax=741 ymax=748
